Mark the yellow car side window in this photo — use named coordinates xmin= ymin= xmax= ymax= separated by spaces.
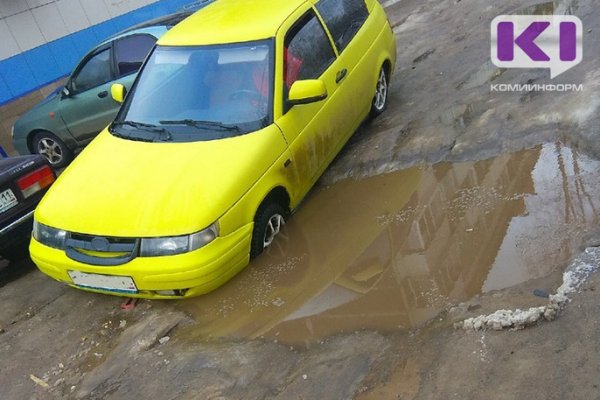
xmin=283 ymin=11 xmax=336 ymax=109
xmin=315 ymin=0 xmax=369 ymax=52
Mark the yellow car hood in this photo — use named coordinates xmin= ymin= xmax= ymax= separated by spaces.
xmin=36 ymin=126 xmax=287 ymax=237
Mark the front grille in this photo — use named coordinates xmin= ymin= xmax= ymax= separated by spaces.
xmin=66 ymin=233 xmax=139 ymax=266
xmin=69 ymin=233 xmax=137 ymax=246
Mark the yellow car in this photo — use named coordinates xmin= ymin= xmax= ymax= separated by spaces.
xmin=30 ymin=0 xmax=396 ymax=299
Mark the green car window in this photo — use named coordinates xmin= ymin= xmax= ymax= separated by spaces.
xmin=72 ymin=48 xmax=112 ymax=93
xmin=114 ymin=35 xmax=157 ymax=77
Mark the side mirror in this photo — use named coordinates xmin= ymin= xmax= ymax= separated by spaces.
xmin=111 ymin=83 xmax=127 ymax=104
xmin=61 ymin=86 xmax=71 ymax=98
xmin=288 ymin=79 xmax=327 ymax=106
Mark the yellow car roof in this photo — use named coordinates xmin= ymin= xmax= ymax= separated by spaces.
xmin=159 ymin=0 xmax=309 ymax=46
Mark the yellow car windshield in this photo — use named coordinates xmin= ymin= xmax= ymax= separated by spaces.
xmin=113 ymin=40 xmax=273 ymax=142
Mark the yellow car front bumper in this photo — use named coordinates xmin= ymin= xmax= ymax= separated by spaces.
xmin=30 ymin=223 xmax=253 ymax=299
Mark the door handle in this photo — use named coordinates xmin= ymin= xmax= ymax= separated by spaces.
xmin=97 ymin=91 xmax=108 ymax=98
xmin=335 ymin=68 xmax=347 ymax=84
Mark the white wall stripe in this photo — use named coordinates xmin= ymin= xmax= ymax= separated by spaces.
xmin=5 ymin=11 xmax=44 ymax=52
xmin=32 ymin=3 xmax=70 ymax=43
xmin=0 ymin=1 xmax=34 ymax=19
xmin=79 ymin=0 xmax=112 ymax=26
xmin=56 ymin=0 xmax=91 ymax=35
xmin=0 ymin=19 xmax=20 ymax=60
xmin=0 ymin=1 xmax=57 ymax=19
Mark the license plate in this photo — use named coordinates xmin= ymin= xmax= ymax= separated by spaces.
xmin=0 ymin=188 xmax=18 ymax=214
xmin=68 ymin=271 xmax=138 ymax=294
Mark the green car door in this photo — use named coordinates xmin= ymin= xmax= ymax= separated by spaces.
xmin=59 ymin=34 xmax=157 ymax=145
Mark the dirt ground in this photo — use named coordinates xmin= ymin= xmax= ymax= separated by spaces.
xmin=1 ymin=0 xmax=600 ymax=399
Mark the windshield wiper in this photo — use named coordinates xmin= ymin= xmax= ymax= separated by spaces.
xmin=113 ymin=120 xmax=164 ymax=131
xmin=159 ymin=119 xmax=240 ymax=132
xmin=112 ymin=120 xmax=172 ymax=142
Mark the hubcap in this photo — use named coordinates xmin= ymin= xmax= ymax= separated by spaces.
xmin=374 ymin=69 xmax=387 ymax=111
xmin=263 ymin=214 xmax=284 ymax=249
xmin=37 ymin=138 xmax=63 ymax=165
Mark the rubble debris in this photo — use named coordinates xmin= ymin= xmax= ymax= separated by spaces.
xmin=159 ymin=336 xmax=170 ymax=345
xmin=29 ymin=374 xmax=50 ymax=388
xmin=120 ymin=298 xmax=139 ymax=310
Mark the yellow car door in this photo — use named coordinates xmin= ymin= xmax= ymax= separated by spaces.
xmin=274 ymin=6 xmax=346 ymax=205
xmin=314 ymin=0 xmax=374 ymax=135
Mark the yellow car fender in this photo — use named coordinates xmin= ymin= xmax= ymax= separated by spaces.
xmin=218 ymin=144 xmax=296 ymax=236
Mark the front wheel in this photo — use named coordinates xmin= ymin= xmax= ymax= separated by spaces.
xmin=250 ymin=202 xmax=286 ymax=259
xmin=32 ymin=131 xmax=73 ymax=168
xmin=369 ymin=66 xmax=389 ymax=119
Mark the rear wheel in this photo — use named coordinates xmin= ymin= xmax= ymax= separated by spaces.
xmin=369 ymin=66 xmax=388 ymax=119
xmin=250 ymin=202 xmax=286 ymax=259
xmin=32 ymin=131 xmax=73 ymax=168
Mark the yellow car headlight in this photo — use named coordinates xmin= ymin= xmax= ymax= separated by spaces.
xmin=140 ymin=223 xmax=218 ymax=257
xmin=33 ymin=220 xmax=67 ymax=249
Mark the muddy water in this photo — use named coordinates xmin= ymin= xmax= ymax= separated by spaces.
xmin=177 ymin=143 xmax=600 ymax=344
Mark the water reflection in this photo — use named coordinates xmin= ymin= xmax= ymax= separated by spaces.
xmin=177 ymin=143 xmax=600 ymax=344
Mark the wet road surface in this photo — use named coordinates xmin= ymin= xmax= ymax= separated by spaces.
xmin=177 ymin=143 xmax=600 ymax=344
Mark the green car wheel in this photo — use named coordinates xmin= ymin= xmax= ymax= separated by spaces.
xmin=32 ymin=131 xmax=73 ymax=168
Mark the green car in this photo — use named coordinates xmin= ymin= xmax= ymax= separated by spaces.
xmin=11 ymin=14 xmax=190 ymax=168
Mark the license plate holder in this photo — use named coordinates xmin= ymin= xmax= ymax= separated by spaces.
xmin=68 ymin=270 xmax=138 ymax=294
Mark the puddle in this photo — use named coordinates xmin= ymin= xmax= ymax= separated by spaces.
xmin=176 ymin=143 xmax=600 ymax=345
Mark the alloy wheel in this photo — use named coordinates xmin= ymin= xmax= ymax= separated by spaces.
xmin=37 ymin=138 xmax=63 ymax=165
xmin=263 ymin=213 xmax=284 ymax=248
xmin=373 ymin=69 xmax=388 ymax=111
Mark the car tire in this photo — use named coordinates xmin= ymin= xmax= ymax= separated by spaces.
xmin=369 ymin=65 xmax=389 ymax=119
xmin=32 ymin=131 xmax=73 ymax=168
xmin=250 ymin=202 xmax=286 ymax=259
